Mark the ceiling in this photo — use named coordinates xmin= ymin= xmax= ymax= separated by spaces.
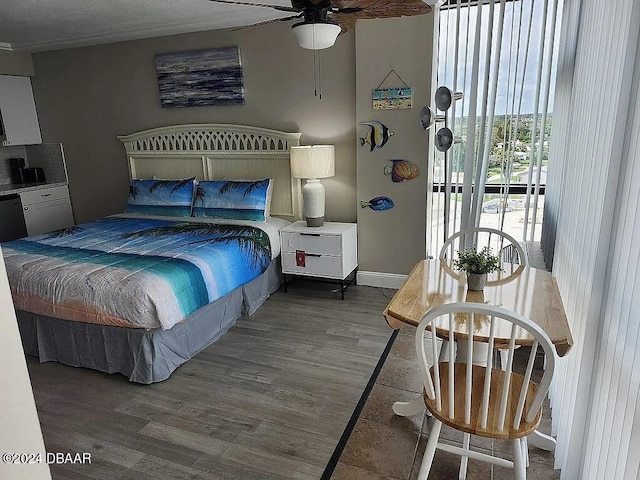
xmin=0 ymin=0 xmax=297 ymax=52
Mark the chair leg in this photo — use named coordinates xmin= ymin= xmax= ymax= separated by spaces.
xmin=458 ymin=432 xmax=470 ymax=480
xmin=439 ymin=339 xmax=450 ymax=361
xmin=499 ymin=348 xmax=509 ymax=371
xmin=417 ymin=419 xmax=442 ymax=480
xmin=512 ymin=438 xmax=527 ymax=480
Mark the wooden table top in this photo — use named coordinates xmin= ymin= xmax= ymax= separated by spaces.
xmin=383 ymin=259 xmax=573 ymax=357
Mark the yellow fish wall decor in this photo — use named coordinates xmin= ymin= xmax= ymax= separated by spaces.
xmin=359 ymin=121 xmax=394 ymax=152
xmin=384 ymin=159 xmax=420 ymax=183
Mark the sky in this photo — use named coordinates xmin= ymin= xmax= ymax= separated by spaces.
xmin=436 ymin=0 xmax=563 ymax=117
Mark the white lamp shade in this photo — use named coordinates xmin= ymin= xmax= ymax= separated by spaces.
xmin=290 ymin=145 xmax=335 ymax=179
xmin=292 ymin=22 xmax=341 ymax=50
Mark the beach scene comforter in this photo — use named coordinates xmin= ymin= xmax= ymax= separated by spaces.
xmin=1 ymin=215 xmax=280 ymax=330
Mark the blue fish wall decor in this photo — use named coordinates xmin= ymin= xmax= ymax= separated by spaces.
xmin=359 ymin=121 xmax=394 ymax=152
xmin=360 ymin=196 xmax=394 ymax=211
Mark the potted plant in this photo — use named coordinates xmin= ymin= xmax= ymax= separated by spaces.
xmin=453 ymin=246 xmax=501 ymax=291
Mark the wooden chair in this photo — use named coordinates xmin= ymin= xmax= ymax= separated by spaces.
xmin=439 ymin=227 xmax=529 ymax=268
xmin=414 ymin=302 xmax=556 ymax=480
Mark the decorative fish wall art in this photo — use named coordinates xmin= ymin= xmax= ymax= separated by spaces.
xmin=360 ymin=196 xmax=394 ymax=211
xmin=359 ymin=121 xmax=394 ymax=152
xmin=384 ymin=159 xmax=420 ymax=183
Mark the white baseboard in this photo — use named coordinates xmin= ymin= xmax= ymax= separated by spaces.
xmin=357 ymin=271 xmax=407 ymax=289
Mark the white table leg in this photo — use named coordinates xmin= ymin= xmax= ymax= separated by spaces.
xmin=528 ymin=430 xmax=556 ymax=451
xmin=392 ymin=395 xmax=426 ymax=416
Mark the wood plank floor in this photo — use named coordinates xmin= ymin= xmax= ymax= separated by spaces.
xmin=26 ymin=280 xmax=396 ymax=480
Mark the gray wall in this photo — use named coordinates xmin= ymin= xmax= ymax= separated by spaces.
xmin=30 ymin=22 xmax=356 ymax=224
xmin=356 ymin=16 xmax=433 ymax=276
xmin=29 ymin=16 xmax=434 ymax=276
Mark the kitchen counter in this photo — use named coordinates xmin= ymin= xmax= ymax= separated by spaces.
xmin=0 ymin=182 xmax=68 ymax=196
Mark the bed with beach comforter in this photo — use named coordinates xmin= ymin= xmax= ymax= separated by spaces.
xmin=3 ymin=214 xmax=284 ymax=383
xmin=5 ymin=215 xmax=278 ymax=330
xmin=3 ymin=123 xmax=303 ymax=383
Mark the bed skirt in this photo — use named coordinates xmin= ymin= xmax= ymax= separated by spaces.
xmin=17 ymin=260 xmax=282 ymax=384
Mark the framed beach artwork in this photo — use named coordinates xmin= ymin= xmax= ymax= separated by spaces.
xmin=155 ymin=47 xmax=245 ymax=107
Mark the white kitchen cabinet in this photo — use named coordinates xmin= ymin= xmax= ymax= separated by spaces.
xmin=0 ymin=75 xmax=42 ymax=146
xmin=20 ymin=185 xmax=74 ymax=236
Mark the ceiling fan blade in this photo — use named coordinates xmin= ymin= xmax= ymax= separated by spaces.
xmin=207 ymin=0 xmax=300 ymax=13
xmin=228 ymin=14 xmax=301 ymax=31
xmin=333 ymin=0 xmax=431 ymax=16
xmin=331 ymin=7 xmax=363 ymax=13
xmin=330 ymin=0 xmax=431 ymax=34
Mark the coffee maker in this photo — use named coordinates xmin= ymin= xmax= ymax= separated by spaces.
xmin=9 ymin=157 xmax=26 ymax=184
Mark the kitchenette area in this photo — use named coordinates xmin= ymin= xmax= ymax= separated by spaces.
xmin=0 ymin=73 xmax=74 ymax=242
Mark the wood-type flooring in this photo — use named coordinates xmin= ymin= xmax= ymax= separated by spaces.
xmin=25 ymin=279 xmax=395 ymax=480
xmin=25 ymin=260 xmax=561 ymax=479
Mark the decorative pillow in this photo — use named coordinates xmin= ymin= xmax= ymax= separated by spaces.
xmin=125 ymin=178 xmax=196 ymax=217
xmin=192 ymin=179 xmax=273 ymax=221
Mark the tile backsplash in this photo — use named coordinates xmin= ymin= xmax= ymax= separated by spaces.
xmin=0 ymin=143 xmax=67 ymax=185
xmin=0 ymin=145 xmax=27 ymax=185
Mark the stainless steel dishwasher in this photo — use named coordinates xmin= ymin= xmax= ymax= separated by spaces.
xmin=0 ymin=194 xmax=28 ymax=242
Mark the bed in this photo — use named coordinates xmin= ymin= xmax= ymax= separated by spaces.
xmin=3 ymin=124 xmax=302 ymax=383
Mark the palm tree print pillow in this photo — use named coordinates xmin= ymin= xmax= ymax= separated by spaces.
xmin=126 ymin=178 xmax=196 ymax=217
xmin=192 ymin=179 xmax=272 ymax=221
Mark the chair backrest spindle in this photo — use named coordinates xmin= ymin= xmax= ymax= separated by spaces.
xmin=479 ymin=315 xmax=497 ymax=429
xmin=465 ymin=312 xmax=474 ymax=424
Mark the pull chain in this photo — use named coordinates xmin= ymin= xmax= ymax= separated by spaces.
xmin=312 ymin=24 xmax=322 ymax=100
xmin=317 ymin=49 xmax=322 ymax=100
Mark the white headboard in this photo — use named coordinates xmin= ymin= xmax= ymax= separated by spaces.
xmin=117 ymin=124 xmax=303 ymax=220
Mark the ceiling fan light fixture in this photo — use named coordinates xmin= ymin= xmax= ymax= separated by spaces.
xmin=292 ymin=21 xmax=341 ymax=50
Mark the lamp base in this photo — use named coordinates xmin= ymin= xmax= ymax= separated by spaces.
xmin=305 ymin=215 xmax=325 ymax=227
xmin=302 ymin=179 xmax=326 ymax=228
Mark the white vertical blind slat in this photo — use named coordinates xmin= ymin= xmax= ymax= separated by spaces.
xmin=522 ymin=0 xmax=550 ymax=241
xmin=460 ymin=0 xmax=484 ymax=233
xmin=529 ymin=0 xmax=559 ymax=240
xmin=472 ymin=0 xmax=505 ymax=228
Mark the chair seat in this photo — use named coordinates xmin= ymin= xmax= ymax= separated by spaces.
xmin=424 ymin=363 xmax=542 ymax=439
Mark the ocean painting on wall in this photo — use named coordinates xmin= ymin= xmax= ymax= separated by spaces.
xmin=155 ymin=47 xmax=244 ymax=107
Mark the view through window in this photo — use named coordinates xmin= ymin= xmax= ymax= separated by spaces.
xmin=430 ymin=0 xmax=562 ymax=256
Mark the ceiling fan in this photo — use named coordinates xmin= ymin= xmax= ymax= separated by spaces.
xmin=207 ymin=0 xmax=433 ymax=50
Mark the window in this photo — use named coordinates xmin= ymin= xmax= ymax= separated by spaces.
xmin=429 ymin=0 xmax=562 ymax=255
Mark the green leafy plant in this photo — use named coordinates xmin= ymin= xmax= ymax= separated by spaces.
xmin=453 ymin=246 xmax=501 ymax=274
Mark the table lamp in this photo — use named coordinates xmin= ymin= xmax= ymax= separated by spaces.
xmin=290 ymin=145 xmax=335 ymax=227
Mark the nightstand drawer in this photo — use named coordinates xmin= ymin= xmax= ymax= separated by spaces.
xmin=280 ymin=231 xmax=341 ymax=256
xmin=282 ymin=251 xmax=343 ymax=279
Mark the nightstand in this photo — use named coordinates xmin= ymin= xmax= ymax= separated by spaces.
xmin=280 ymin=221 xmax=358 ymax=299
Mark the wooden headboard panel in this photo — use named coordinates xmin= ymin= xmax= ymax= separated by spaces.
xmin=117 ymin=124 xmax=303 ymax=220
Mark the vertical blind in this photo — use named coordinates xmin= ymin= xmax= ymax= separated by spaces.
xmin=434 ymin=0 xmax=640 ymax=478
xmin=542 ymin=0 xmax=640 ymax=477
xmin=431 ymin=0 xmax=561 ymax=256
